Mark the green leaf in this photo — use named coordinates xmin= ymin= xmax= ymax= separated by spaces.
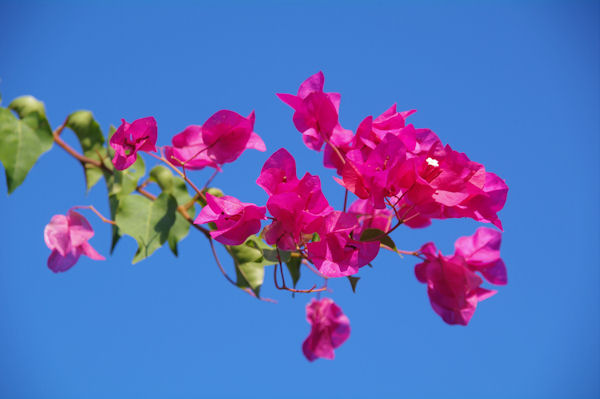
xmin=115 ymin=192 xmax=178 ymax=264
xmin=235 ymin=261 xmax=267 ymax=296
xmin=149 ymin=165 xmax=194 ymax=256
xmin=105 ymin=154 xmax=145 ymax=197
xmin=263 ymin=248 xmax=291 ymax=263
xmin=105 ymin=125 xmax=121 ymax=252
xmin=347 ymin=276 xmax=360 ymax=293
xmin=228 ymin=239 xmax=263 ymax=264
xmin=66 ymin=110 xmax=106 ymax=191
xmin=228 ymin=235 xmax=277 ymax=297
xmin=108 ymin=195 xmax=120 ymax=253
xmin=8 ymin=96 xmax=47 ymax=119
xmin=360 ymin=228 xmax=396 ymax=250
xmin=105 ymin=154 xmax=145 ymax=252
xmin=0 ymin=107 xmax=53 ymax=193
xmin=286 ymin=256 xmax=302 ymax=289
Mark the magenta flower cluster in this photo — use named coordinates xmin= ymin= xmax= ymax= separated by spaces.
xmin=44 ymin=72 xmax=508 ymax=362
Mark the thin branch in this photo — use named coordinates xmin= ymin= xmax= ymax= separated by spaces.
xmin=202 ymin=169 xmax=219 ymax=191
xmin=72 ymin=205 xmax=116 ymax=225
xmin=209 ymin=237 xmax=236 ymax=286
xmin=343 ymin=188 xmax=349 ymax=212
xmin=53 ymin=120 xmax=108 ymax=171
xmin=274 ymin=248 xmax=328 ymax=293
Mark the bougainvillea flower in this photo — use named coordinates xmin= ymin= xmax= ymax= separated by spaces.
xmin=415 ymin=241 xmax=498 ymax=325
xmin=44 ymin=210 xmax=105 ymax=273
xmin=455 ymin=171 xmax=508 ymax=230
xmin=307 ymin=211 xmax=380 ymax=277
xmin=391 ymin=142 xmax=507 ymax=228
xmin=256 ymin=148 xmax=300 ymax=196
xmin=277 ymin=71 xmax=343 ymax=151
xmin=372 ymin=104 xmax=416 ymax=135
xmin=454 ymin=227 xmax=507 ymax=285
xmin=302 ymin=298 xmax=350 ymax=361
xmin=164 ymin=111 xmax=265 ymax=171
xmin=338 ymin=133 xmax=408 ymax=208
xmin=351 ymin=105 xmax=417 ymax=156
xmin=109 ymin=116 xmax=157 ymax=170
xmin=322 ymin=125 xmax=354 ymax=174
xmin=164 ymin=125 xmax=220 ymax=170
xmin=201 ymin=110 xmax=265 ymax=164
xmin=263 ymin=173 xmax=332 ymax=250
xmin=194 ymin=193 xmax=267 ymax=246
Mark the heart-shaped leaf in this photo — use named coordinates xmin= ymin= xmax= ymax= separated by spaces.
xmin=66 ymin=110 xmax=106 ymax=191
xmin=0 ymin=105 xmax=53 ymax=194
xmin=149 ymin=165 xmax=194 ymax=256
xmin=115 ymin=192 xmax=177 ymax=264
xmin=228 ymin=235 xmax=277 ymax=297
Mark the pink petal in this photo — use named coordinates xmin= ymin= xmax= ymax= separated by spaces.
xmin=78 ymin=241 xmax=105 ymax=261
xmin=297 ymin=71 xmax=324 ymax=98
xmin=246 ymin=132 xmax=266 ymax=152
xmin=129 ymin=116 xmax=158 ymax=153
xmin=67 ymin=210 xmax=95 ymax=248
xmin=44 ymin=214 xmax=70 ymax=255
xmin=276 ymin=93 xmax=304 ymax=110
xmin=47 ymin=249 xmax=80 ymax=273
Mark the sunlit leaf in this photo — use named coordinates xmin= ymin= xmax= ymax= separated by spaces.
xmin=286 ymin=256 xmax=302 ymax=289
xmin=0 ymin=106 xmax=53 ymax=193
xmin=66 ymin=110 xmax=106 ymax=191
xmin=149 ymin=165 xmax=194 ymax=256
xmin=115 ymin=193 xmax=177 ymax=264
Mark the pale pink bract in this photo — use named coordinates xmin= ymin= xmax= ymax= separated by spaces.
xmin=44 ymin=210 xmax=105 ymax=273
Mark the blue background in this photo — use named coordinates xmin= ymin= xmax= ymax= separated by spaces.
xmin=0 ymin=1 xmax=598 ymax=398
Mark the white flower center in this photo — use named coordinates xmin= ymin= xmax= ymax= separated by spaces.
xmin=426 ymin=157 xmax=439 ymax=167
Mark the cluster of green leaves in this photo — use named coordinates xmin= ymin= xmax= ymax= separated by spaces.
xmin=0 ymin=95 xmax=193 ymax=265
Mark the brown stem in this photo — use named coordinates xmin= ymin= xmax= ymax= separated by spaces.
xmin=209 ymin=237 xmax=236 ymax=286
xmin=184 ymin=192 xmax=202 ymax=211
xmin=202 ymin=169 xmax=219 ymax=191
xmin=72 ymin=205 xmax=116 ymax=225
xmin=343 ymin=188 xmax=349 ymax=212
xmin=273 ymin=248 xmax=328 ymax=293
xmin=323 ymin=135 xmax=346 ymax=166
xmin=53 ymin=121 xmax=107 ymax=170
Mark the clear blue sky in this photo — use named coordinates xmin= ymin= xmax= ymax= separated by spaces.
xmin=0 ymin=1 xmax=598 ymax=398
